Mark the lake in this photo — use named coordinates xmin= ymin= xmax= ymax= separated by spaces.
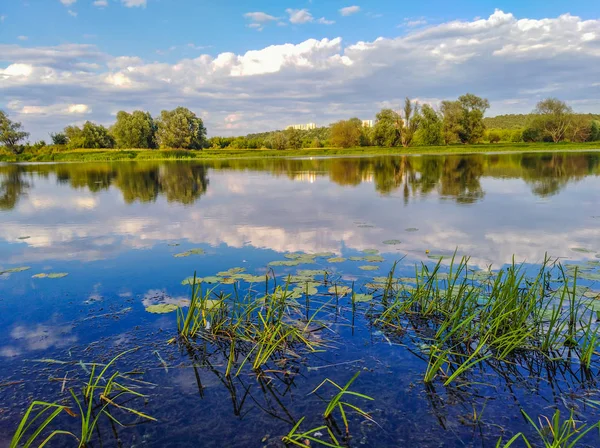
xmin=1 ymin=151 xmax=600 ymax=447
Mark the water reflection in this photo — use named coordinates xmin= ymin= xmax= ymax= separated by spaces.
xmin=0 ymin=152 xmax=599 ymax=268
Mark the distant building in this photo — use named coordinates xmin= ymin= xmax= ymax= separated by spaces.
xmin=362 ymin=120 xmax=374 ymax=128
xmin=286 ymin=123 xmax=317 ymax=131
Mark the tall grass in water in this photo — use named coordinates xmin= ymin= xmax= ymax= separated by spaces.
xmin=374 ymin=255 xmax=599 ymax=384
xmin=498 ymin=409 xmax=600 ymax=447
xmin=10 ymin=350 xmax=154 ymax=448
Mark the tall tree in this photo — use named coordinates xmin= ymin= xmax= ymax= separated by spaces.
xmin=415 ymin=104 xmax=444 ymax=145
xmin=373 ymin=109 xmax=402 ymax=147
xmin=330 ymin=119 xmax=362 ymax=148
xmin=65 ymin=121 xmax=115 ymax=149
xmin=284 ymin=128 xmax=303 ymax=149
xmin=111 ymin=110 xmax=156 ymax=149
xmin=0 ymin=111 xmax=29 ymax=154
xmin=156 ymin=107 xmax=207 ymax=149
xmin=531 ymin=98 xmax=573 ymax=143
xmin=457 ymin=93 xmax=489 ymax=144
xmin=401 ymin=98 xmax=420 ymax=147
xmin=440 ymin=101 xmax=463 ymax=145
xmin=50 ymin=132 xmax=68 ymax=145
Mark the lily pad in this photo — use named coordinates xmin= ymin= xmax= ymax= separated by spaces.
xmin=357 ymin=224 xmax=374 ymax=228
xmin=349 ymin=256 xmax=366 ymax=261
xmin=362 ymin=249 xmax=379 ymax=255
xmin=174 ymin=248 xmax=205 ymax=258
xmin=298 ymin=269 xmax=328 ymax=277
xmin=328 ymin=285 xmax=352 ymax=295
xmin=383 ymin=240 xmax=401 ymax=245
xmin=364 ymin=255 xmax=384 ymax=263
xmin=217 ymin=267 xmax=246 ymax=277
xmin=237 ymin=274 xmax=266 ymax=283
xmin=284 ymin=274 xmax=316 ymax=284
xmin=202 ymin=276 xmax=222 ymax=284
xmin=327 ymin=257 xmax=346 ymax=263
xmin=32 ymin=273 xmax=68 ymax=279
xmin=220 ymin=277 xmax=237 ymax=285
xmin=17 ymin=236 xmax=30 ymax=240
xmin=571 ymin=247 xmax=594 ymax=254
xmin=312 ymin=252 xmax=336 ymax=258
xmin=405 ymin=228 xmax=419 ymax=232
xmin=0 ymin=266 xmax=31 ymax=275
xmin=359 ymin=265 xmax=379 ymax=271
xmin=146 ymin=304 xmax=178 ymax=314
xmin=353 ymin=293 xmax=373 ymax=303
xmin=269 ymin=260 xmax=303 ymax=267
xmin=181 ymin=276 xmax=202 ymax=286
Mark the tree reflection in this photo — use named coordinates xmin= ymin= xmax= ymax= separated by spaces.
xmin=0 ymin=165 xmax=30 ymax=210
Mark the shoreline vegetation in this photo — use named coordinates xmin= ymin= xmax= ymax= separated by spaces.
xmin=2 ymin=95 xmax=600 ymax=164
xmin=2 ymin=142 xmax=600 ymax=163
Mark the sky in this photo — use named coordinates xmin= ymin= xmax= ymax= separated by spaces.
xmin=1 ymin=0 xmax=599 ymax=140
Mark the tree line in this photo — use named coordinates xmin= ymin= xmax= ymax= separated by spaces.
xmin=0 ymin=107 xmax=207 ymax=154
xmin=1 ymin=95 xmax=599 ymax=154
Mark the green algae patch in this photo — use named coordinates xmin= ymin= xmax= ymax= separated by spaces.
xmin=146 ymin=304 xmax=179 ymax=314
xmin=0 ymin=266 xmax=31 ymax=275
xmin=327 ymin=257 xmax=346 ymax=263
xmin=359 ymin=265 xmax=379 ymax=271
xmin=32 ymin=272 xmax=69 ymax=279
xmin=383 ymin=240 xmax=402 ymax=245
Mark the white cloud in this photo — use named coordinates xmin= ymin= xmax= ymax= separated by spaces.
xmin=286 ymin=8 xmax=313 ymax=24
xmin=244 ymin=12 xmax=277 ymax=23
xmin=17 ymin=36 xmax=28 ymax=41
xmin=317 ymin=17 xmax=335 ymax=25
xmin=2 ymin=10 xmax=600 ymax=139
xmin=93 ymin=0 xmax=108 ymax=7
xmin=121 ymin=0 xmax=147 ymax=7
xmin=60 ymin=0 xmax=77 ymax=5
xmin=0 ymin=15 xmax=6 ymax=22
xmin=340 ymin=6 xmax=360 ymax=16
xmin=68 ymin=10 xmax=77 ymax=17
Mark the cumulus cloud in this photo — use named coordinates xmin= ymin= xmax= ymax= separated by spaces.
xmin=287 ymin=9 xmax=314 ymax=24
xmin=17 ymin=35 xmax=28 ymax=41
xmin=317 ymin=17 xmax=335 ymax=25
xmin=340 ymin=6 xmax=361 ymax=16
xmin=244 ymin=12 xmax=277 ymax=23
xmin=2 ymin=10 xmax=600 ymax=139
xmin=60 ymin=0 xmax=77 ymax=5
xmin=93 ymin=0 xmax=108 ymax=7
xmin=68 ymin=10 xmax=77 ymax=17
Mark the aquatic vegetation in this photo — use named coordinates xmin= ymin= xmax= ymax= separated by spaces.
xmin=352 ymin=293 xmax=373 ymax=303
xmin=146 ymin=303 xmax=179 ymax=313
xmin=181 ymin=276 xmax=202 ymax=285
xmin=362 ymin=249 xmax=379 ymax=255
xmin=327 ymin=257 xmax=346 ymax=263
xmin=358 ymin=265 xmax=379 ymax=271
xmin=382 ymin=239 xmax=401 ymax=245
xmin=269 ymin=260 xmax=303 ymax=267
xmin=217 ymin=267 xmax=246 ymax=276
xmin=0 ymin=266 xmax=30 ymax=275
xmin=571 ymin=247 xmax=594 ymax=253
xmin=10 ymin=350 xmax=154 ymax=448
xmin=363 ymin=255 xmax=384 ymax=262
xmin=173 ymin=248 xmax=205 ymax=258
xmin=328 ymin=285 xmax=352 ymax=295
xmin=31 ymin=272 xmax=68 ymax=279
xmin=405 ymin=227 xmax=419 ymax=232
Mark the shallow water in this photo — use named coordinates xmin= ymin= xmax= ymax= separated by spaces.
xmin=1 ymin=152 xmax=599 ymax=447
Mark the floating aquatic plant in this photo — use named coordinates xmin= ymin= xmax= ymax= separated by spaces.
xmin=32 ymin=272 xmax=68 ymax=279
xmin=327 ymin=257 xmax=346 ymax=263
xmin=174 ymin=248 xmax=205 ymax=258
xmin=383 ymin=239 xmax=402 ymax=245
xmin=405 ymin=227 xmax=419 ymax=232
xmin=0 ymin=266 xmax=31 ymax=275
xmin=362 ymin=249 xmax=379 ymax=255
xmin=146 ymin=303 xmax=179 ymax=314
xmin=359 ymin=266 xmax=379 ymax=271
xmin=363 ymin=255 xmax=384 ymax=263
xmin=352 ymin=293 xmax=373 ymax=303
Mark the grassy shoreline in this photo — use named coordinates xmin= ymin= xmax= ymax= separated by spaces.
xmin=1 ymin=141 xmax=599 ymax=163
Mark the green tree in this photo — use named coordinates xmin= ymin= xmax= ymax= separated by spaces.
xmin=271 ymin=132 xmax=288 ymax=150
xmin=414 ymin=104 xmax=443 ymax=146
xmin=400 ymin=98 xmax=420 ymax=147
xmin=590 ymin=121 xmax=600 ymax=141
xmin=373 ymin=109 xmax=402 ymax=147
xmin=284 ymin=128 xmax=303 ymax=149
xmin=0 ymin=110 xmax=29 ymax=154
xmin=440 ymin=100 xmax=463 ymax=144
xmin=111 ymin=110 xmax=156 ymax=149
xmin=530 ymin=98 xmax=573 ymax=143
xmin=50 ymin=132 xmax=68 ymax=145
xmin=330 ymin=119 xmax=362 ymax=148
xmin=156 ymin=107 xmax=207 ymax=149
xmin=457 ymin=93 xmax=489 ymax=144
xmin=64 ymin=121 xmax=115 ymax=149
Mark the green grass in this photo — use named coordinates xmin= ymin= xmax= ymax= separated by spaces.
xmin=2 ymin=141 xmax=599 ymax=163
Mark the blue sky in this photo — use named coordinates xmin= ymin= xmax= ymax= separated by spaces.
xmin=1 ymin=1 xmax=599 ymax=139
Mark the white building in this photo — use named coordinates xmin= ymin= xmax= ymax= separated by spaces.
xmin=286 ymin=123 xmax=317 ymax=131
xmin=362 ymin=120 xmax=374 ymax=128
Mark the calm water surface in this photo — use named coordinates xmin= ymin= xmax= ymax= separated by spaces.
xmin=1 ymin=152 xmax=599 ymax=447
